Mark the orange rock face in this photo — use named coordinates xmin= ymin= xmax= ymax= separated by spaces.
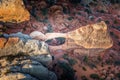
xmin=0 ymin=0 xmax=30 ymax=23
xmin=0 ymin=38 xmax=7 ymax=48
xmin=5 ymin=37 xmax=19 ymax=48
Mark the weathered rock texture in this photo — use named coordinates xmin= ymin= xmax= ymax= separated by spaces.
xmin=45 ymin=21 xmax=113 ymax=48
xmin=0 ymin=38 xmax=7 ymax=48
xmin=0 ymin=58 xmax=57 ymax=80
xmin=0 ymin=73 xmax=38 ymax=80
xmin=31 ymin=21 xmax=113 ymax=55
xmin=0 ymin=0 xmax=30 ymax=23
xmin=67 ymin=21 xmax=113 ymax=49
xmin=0 ymin=32 xmax=56 ymax=80
xmin=0 ymin=38 xmax=49 ymax=57
xmin=0 ymin=33 xmax=52 ymax=64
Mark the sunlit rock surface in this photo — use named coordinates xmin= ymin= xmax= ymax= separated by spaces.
xmin=0 ymin=59 xmax=57 ymax=80
xmin=0 ymin=33 xmax=56 ymax=80
xmin=0 ymin=33 xmax=53 ymax=69
xmin=67 ymin=21 xmax=113 ymax=49
xmin=0 ymin=0 xmax=119 ymax=80
xmin=0 ymin=38 xmax=7 ymax=48
xmin=44 ymin=21 xmax=113 ymax=48
xmin=21 ymin=63 xmax=57 ymax=80
xmin=45 ymin=21 xmax=112 ymax=48
xmin=43 ymin=21 xmax=113 ymax=55
xmin=0 ymin=33 xmax=52 ymax=63
xmin=0 ymin=0 xmax=30 ymax=23
xmin=30 ymin=31 xmax=46 ymax=41
xmin=0 ymin=73 xmax=38 ymax=80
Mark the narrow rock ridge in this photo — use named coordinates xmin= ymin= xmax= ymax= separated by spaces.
xmin=45 ymin=21 xmax=113 ymax=49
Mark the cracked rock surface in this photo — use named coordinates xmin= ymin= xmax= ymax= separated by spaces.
xmin=0 ymin=32 xmax=56 ymax=80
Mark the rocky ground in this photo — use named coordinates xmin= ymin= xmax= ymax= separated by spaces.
xmin=0 ymin=0 xmax=120 ymax=80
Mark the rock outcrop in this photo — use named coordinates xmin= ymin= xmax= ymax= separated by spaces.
xmin=0 ymin=33 xmax=47 ymax=55
xmin=0 ymin=58 xmax=57 ymax=80
xmin=0 ymin=0 xmax=30 ymax=23
xmin=0 ymin=32 xmax=57 ymax=80
xmin=30 ymin=21 xmax=113 ymax=55
xmin=45 ymin=21 xmax=113 ymax=48
xmin=0 ymin=32 xmax=52 ymax=64
xmin=67 ymin=21 xmax=113 ymax=49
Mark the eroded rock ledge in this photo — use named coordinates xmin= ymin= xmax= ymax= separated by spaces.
xmin=0 ymin=32 xmax=49 ymax=56
xmin=0 ymin=32 xmax=57 ymax=80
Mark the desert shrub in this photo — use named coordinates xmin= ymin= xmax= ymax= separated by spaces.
xmin=81 ymin=75 xmax=88 ymax=80
xmin=110 ymin=0 xmax=120 ymax=4
xmin=105 ymin=20 xmax=110 ymax=24
xmin=46 ymin=24 xmax=53 ymax=32
xmin=116 ymin=73 xmax=120 ymax=79
xmin=63 ymin=54 xmax=77 ymax=66
xmin=83 ymin=56 xmax=88 ymax=63
xmin=58 ymin=62 xmax=76 ymax=80
xmin=110 ymin=32 xmax=114 ymax=36
xmin=114 ymin=60 xmax=120 ymax=65
xmin=62 ymin=6 xmax=70 ymax=14
xmin=41 ymin=8 xmax=48 ymax=16
xmin=46 ymin=0 xmax=57 ymax=5
xmin=82 ymin=66 xmax=87 ymax=71
xmin=118 ymin=42 xmax=120 ymax=46
xmin=69 ymin=0 xmax=81 ymax=4
xmin=67 ymin=17 xmax=74 ymax=21
xmin=90 ymin=73 xmax=99 ymax=79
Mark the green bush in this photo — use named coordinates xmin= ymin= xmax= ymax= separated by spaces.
xmin=81 ymin=75 xmax=88 ymax=80
xmin=82 ymin=66 xmax=87 ymax=71
xmin=116 ymin=73 xmax=120 ymax=79
xmin=90 ymin=73 xmax=99 ymax=79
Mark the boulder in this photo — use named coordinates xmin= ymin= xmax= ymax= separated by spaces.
xmin=30 ymin=31 xmax=46 ymax=41
xmin=0 ymin=0 xmax=30 ymax=23
xmin=21 ymin=63 xmax=57 ymax=80
xmin=38 ymin=1 xmax=47 ymax=9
